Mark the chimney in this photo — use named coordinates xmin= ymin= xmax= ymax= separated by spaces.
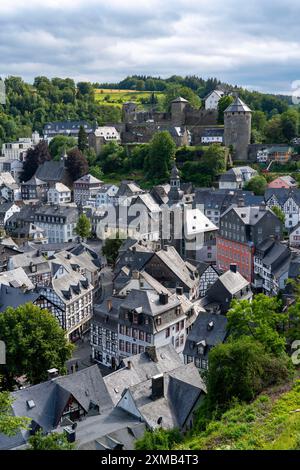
xmin=146 ymin=346 xmax=159 ymax=363
xmin=132 ymin=270 xmax=139 ymax=280
xmin=163 ymin=245 xmax=168 ymax=251
xmin=237 ymin=198 xmax=245 ymax=207
xmin=47 ymin=368 xmax=59 ymax=380
xmin=159 ymin=292 xmax=169 ymax=305
xmin=259 ymin=202 xmax=266 ymax=211
xmin=107 ymin=299 xmax=112 ymax=312
xmin=64 ymin=426 xmax=76 ymax=443
xmin=176 ymin=286 xmax=184 ymax=295
xmin=230 ymin=263 xmax=237 ymax=273
xmin=152 ymin=374 xmax=164 ymax=400
xmin=127 ymin=360 xmax=132 ymax=369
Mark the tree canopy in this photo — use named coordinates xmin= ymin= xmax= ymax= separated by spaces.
xmin=0 ymin=303 xmax=73 ymax=389
xmin=65 ymin=148 xmax=89 ymax=182
xmin=75 ymin=213 xmax=91 ymax=239
xmin=244 ymin=175 xmax=268 ymax=195
xmin=21 ymin=140 xmax=51 ymax=182
xmin=0 ymin=392 xmax=29 ymax=436
xmin=144 ymin=131 xmax=176 ymax=183
xmin=207 ymin=337 xmax=291 ymax=413
xmin=28 ymin=430 xmax=75 ymax=450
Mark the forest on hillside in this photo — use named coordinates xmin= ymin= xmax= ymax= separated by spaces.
xmin=0 ymin=74 xmax=298 ymax=150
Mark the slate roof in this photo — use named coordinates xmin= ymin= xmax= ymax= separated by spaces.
xmin=44 ymin=120 xmax=92 ymax=132
xmin=35 ymin=161 xmax=66 ymax=183
xmin=221 ymin=205 xmax=271 ymax=226
xmin=126 ymin=363 xmax=206 ymax=430
xmin=183 ymin=312 xmax=228 ymax=359
xmin=116 ymin=181 xmax=144 ymax=198
xmin=0 ymin=365 xmax=112 ymax=450
xmin=265 ymin=188 xmax=300 ymax=206
xmin=76 ymin=409 xmax=146 ymax=450
xmin=152 ymin=246 xmax=198 ymax=289
xmin=104 ymin=345 xmax=183 ymax=405
xmin=171 ymin=96 xmax=188 ymax=103
xmin=0 ymin=267 xmax=34 ymax=290
xmin=21 ymin=175 xmax=46 ymax=186
xmin=185 ymin=208 xmax=218 ymax=236
xmin=0 ymin=285 xmax=40 ymax=312
xmin=224 ymin=96 xmax=252 ymax=113
xmin=93 ymin=297 xmax=123 ymax=332
xmin=52 ymin=270 xmax=92 ymax=303
xmin=0 ymin=201 xmax=17 ymax=215
xmin=120 ymin=288 xmax=181 ymax=317
xmin=219 ymin=166 xmax=257 ymax=183
xmin=213 ymin=270 xmax=250 ymax=295
xmin=34 ymin=204 xmax=79 ymax=223
xmin=74 ymin=174 xmax=103 ymax=185
xmin=202 ymin=128 xmax=224 ymax=137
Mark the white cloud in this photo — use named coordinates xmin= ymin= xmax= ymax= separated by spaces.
xmin=0 ymin=0 xmax=299 ymax=93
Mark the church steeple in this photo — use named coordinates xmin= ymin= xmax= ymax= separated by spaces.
xmin=170 ymin=162 xmax=180 ymax=189
xmin=168 ymin=161 xmax=183 ymax=204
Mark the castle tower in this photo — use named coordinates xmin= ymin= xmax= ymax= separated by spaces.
xmin=122 ymin=102 xmax=137 ymax=123
xmin=171 ymin=96 xmax=188 ymax=126
xmin=224 ymin=96 xmax=252 ymax=161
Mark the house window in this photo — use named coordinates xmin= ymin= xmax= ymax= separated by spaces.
xmin=139 ymin=331 xmax=145 ymax=341
xmin=195 ymin=358 xmax=201 ymax=368
xmin=175 ymin=337 xmax=180 ymax=348
xmin=146 ymin=333 xmax=151 ymax=343
xmin=186 ymin=355 xmax=193 ymax=363
xmin=126 ymin=326 xmax=131 ymax=337
xmin=133 ymin=313 xmax=139 ymax=324
xmin=156 ymin=316 xmax=162 ymax=326
xmin=119 ymin=340 xmax=125 ymax=352
xmin=119 ymin=325 xmax=125 ymax=335
xmin=165 ymin=327 xmax=170 ymax=338
xmin=126 ymin=342 xmax=131 ymax=354
xmin=201 ymin=359 xmax=208 ymax=370
xmin=133 ymin=328 xmax=139 ymax=339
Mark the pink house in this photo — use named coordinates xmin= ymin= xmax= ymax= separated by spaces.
xmin=268 ymin=175 xmax=297 ymax=189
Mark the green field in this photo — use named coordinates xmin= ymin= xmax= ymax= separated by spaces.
xmin=94 ymin=88 xmax=165 ymax=108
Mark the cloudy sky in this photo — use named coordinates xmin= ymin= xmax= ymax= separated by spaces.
xmin=0 ymin=0 xmax=299 ymax=93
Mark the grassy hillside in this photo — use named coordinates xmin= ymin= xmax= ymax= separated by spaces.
xmin=178 ymin=380 xmax=300 ymax=450
xmin=94 ymin=88 xmax=165 ymax=108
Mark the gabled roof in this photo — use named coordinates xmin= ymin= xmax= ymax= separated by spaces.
xmin=185 ymin=208 xmax=218 ymax=236
xmin=125 ymin=362 xmax=206 ymax=430
xmin=221 ymin=205 xmax=271 ymax=226
xmin=152 ymin=246 xmax=198 ymax=289
xmin=35 ymin=161 xmax=66 ymax=183
xmin=213 ymin=269 xmax=249 ymax=295
xmin=120 ymin=288 xmax=180 ymax=317
xmin=0 ymin=267 xmax=34 ymax=290
xmin=104 ymin=345 xmax=183 ymax=405
xmin=183 ymin=312 xmax=228 ymax=354
xmin=74 ymin=174 xmax=103 ymax=185
xmin=21 ymin=175 xmax=46 ymax=186
xmin=0 ymin=365 xmax=113 ymax=449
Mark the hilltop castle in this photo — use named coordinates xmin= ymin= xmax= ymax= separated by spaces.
xmin=120 ymin=94 xmax=252 ymax=161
